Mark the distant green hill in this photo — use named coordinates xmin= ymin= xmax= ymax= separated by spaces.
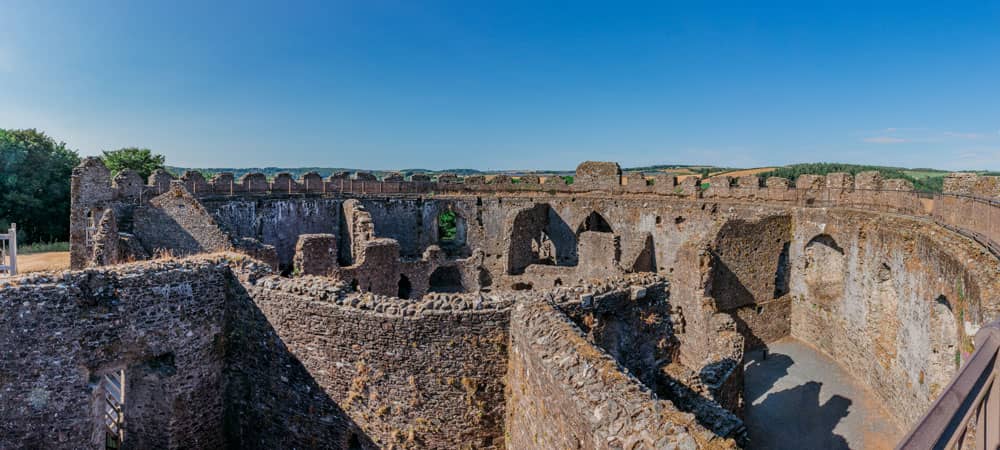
xmin=165 ymin=166 xmax=491 ymax=179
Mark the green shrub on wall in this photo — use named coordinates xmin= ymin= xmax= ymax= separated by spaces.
xmin=438 ymin=210 xmax=458 ymax=242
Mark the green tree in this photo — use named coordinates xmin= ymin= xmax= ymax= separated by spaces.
xmin=101 ymin=147 xmax=165 ymax=180
xmin=0 ymin=129 xmax=81 ymax=243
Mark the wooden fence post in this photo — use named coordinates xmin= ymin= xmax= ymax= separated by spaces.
xmin=7 ymin=223 xmax=16 ymax=276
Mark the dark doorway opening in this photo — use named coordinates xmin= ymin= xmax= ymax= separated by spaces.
xmin=397 ymin=275 xmax=412 ymax=299
xmin=428 ymin=266 xmax=464 ymax=293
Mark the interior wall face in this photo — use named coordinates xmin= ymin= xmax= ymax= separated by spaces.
xmin=0 ymin=262 xmax=236 ymax=449
xmin=208 ymin=198 xmax=342 ymax=267
xmin=243 ymin=278 xmax=511 ymax=449
xmin=788 ymin=210 xmax=991 ymax=428
xmin=709 ymin=215 xmax=793 ymax=311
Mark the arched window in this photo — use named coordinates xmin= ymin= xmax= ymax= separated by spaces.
xmin=577 ymin=211 xmax=613 ymax=234
xmin=438 ymin=210 xmax=459 ymax=242
xmin=436 ymin=206 xmax=468 ymax=256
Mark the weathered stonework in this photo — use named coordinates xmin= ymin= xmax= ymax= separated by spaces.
xmin=45 ymin=158 xmax=1000 ymax=448
xmin=573 ymin=161 xmax=621 ymax=191
xmin=293 ymin=233 xmax=338 ymax=276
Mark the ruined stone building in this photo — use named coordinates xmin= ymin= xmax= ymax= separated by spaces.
xmin=2 ymin=159 xmax=1000 ymax=448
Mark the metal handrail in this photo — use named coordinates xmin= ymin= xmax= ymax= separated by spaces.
xmin=897 ymin=321 xmax=1000 ymax=449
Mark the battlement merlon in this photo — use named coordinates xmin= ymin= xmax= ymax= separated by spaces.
xmin=70 ymin=158 xmax=936 ymax=205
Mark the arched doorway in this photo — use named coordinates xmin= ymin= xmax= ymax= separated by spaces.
xmin=428 ymin=266 xmax=464 ymax=293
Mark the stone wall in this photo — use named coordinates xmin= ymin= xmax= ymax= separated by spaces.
xmin=243 ymin=276 xmax=512 ymax=449
xmin=728 ymin=297 xmax=792 ymax=350
xmin=789 ymin=209 xmax=1000 ymax=428
xmin=709 ymin=215 xmax=792 ymax=311
xmin=208 ymin=197 xmax=342 ymax=269
xmin=0 ymin=256 xmax=267 ymax=449
xmin=505 ymin=298 xmax=736 ymax=449
xmin=293 ymin=233 xmax=339 ymax=276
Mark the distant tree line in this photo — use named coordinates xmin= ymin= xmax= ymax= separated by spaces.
xmin=757 ymin=163 xmax=946 ymax=192
xmin=0 ymin=128 xmax=164 ymax=244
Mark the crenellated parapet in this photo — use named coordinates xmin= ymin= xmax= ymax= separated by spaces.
xmin=69 ymin=158 xmax=935 ymax=270
xmin=943 ymin=172 xmax=1000 ymax=198
xmin=69 ymin=158 xmax=931 ymax=205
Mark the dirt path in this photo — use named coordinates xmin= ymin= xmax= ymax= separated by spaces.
xmin=16 ymin=251 xmax=70 ymax=273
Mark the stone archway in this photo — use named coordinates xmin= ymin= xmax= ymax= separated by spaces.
xmin=803 ymin=234 xmax=846 ymax=304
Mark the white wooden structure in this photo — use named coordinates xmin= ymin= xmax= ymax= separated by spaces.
xmin=1 ymin=223 xmax=17 ymax=276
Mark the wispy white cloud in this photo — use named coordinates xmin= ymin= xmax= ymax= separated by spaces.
xmin=859 ymin=128 xmax=997 ymax=145
xmin=944 ymin=131 xmax=986 ymax=139
xmin=863 ymin=136 xmax=908 ymax=144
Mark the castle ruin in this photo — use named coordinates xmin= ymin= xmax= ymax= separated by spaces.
xmin=3 ymin=159 xmax=1000 ymax=448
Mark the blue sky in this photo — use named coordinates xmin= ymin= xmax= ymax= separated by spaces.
xmin=1 ymin=1 xmax=998 ymax=170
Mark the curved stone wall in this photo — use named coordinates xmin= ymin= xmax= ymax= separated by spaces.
xmin=48 ymin=159 xmax=1000 ymax=447
xmin=788 ymin=209 xmax=1000 ymax=427
xmin=238 ymin=276 xmax=513 ymax=449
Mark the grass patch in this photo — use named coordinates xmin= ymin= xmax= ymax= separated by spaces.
xmin=19 ymin=241 xmax=69 ymax=254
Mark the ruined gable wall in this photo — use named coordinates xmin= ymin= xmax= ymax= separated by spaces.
xmin=132 ymin=183 xmax=233 ymax=257
xmin=244 ymin=276 xmax=512 ymax=449
xmin=0 ymin=257 xmax=255 ymax=449
xmin=789 ymin=209 xmax=1000 ymax=428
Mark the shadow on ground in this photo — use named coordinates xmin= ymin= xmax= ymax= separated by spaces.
xmin=744 ymin=346 xmax=853 ymax=450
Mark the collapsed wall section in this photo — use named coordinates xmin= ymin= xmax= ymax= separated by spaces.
xmin=552 ymin=275 xmax=746 ymax=441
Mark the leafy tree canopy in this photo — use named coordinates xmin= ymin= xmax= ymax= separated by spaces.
xmin=101 ymin=147 xmax=165 ymax=181
xmin=0 ymin=129 xmax=80 ymax=243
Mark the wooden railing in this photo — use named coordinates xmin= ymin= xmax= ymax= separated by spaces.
xmin=897 ymin=320 xmax=1000 ymax=450
xmin=0 ymin=223 xmax=16 ymax=276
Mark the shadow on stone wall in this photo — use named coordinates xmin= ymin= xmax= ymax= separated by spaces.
xmin=710 ymin=250 xmax=760 ymax=311
xmin=714 ymin=259 xmax=768 ymax=348
xmin=222 ymin=275 xmax=376 ymax=449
